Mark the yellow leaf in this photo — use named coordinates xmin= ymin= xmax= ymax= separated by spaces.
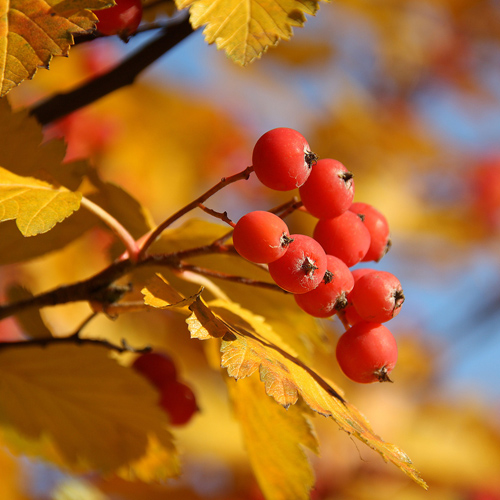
xmin=187 ymin=298 xmax=427 ymax=488
xmin=0 ymin=0 xmax=112 ymax=96
xmin=227 ymin=373 xmax=317 ymax=500
xmin=175 ymin=0 xmax=321 ymax=65
xmin=142 ymin=273 xmax=200 ymax=310
xmin=187 ymin=295 xmax=230 ymax=339
xmin=0 ymin=342 xmax=179 ymax=476
xmin=0 ymin=166 xmax=81 ymax=236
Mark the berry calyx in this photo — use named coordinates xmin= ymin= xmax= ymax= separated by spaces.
xmin=336 ymin=322 xmax=398 ymax=383
xmin=299 ymin=158 xmax=355 ymax=219
xmin=294 ymin=255 xmax=354 ymax=317
xmin=268 ymin=234 xmax=327 ymax=293
xmin=93 ymin=0 xmax=143 ymax=37
xmin=233 ymin=211 xmax=292 ymax=263
xmin=252 ymin=128 xmax=317 ymax=191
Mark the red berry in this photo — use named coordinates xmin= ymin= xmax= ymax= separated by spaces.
xmin=313 ymin=211 xmax=371 ymax=267
xmin=343 ymin=268 xmax=376 ymax=325
xmin=252 ymin=128 xmax=317 ymax=191
xmin=159 ymin=380 xmax=198 ymax=426
xmin=349 ymin=202 xmax=391 ymax=262
xmin=268 ymin=234 xmax=327 ymax=294
xmin=350 ymin=271 xmax=405 ymax=323
xmin=233 ymin=211 xmax=292 ymax=264
xmin=299 ymin=159 xmax=354 ymax=219
xmin=93 ymin=0 xmax=143 ymax=37
xmin=132 ymin=351 xmax=177 ymax=388
xmin=336 ymin=322 xmax=398 ymax=383
xmin=294 ymin=255 xmax=354 ymax=317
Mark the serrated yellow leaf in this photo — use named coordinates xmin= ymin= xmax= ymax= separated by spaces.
xmin=0 ymin=0 xmax=112 ymax=96
xmin=0 ymin=342 xmax=179 ymax=476
xmin=227 ymin=373 xmax=317 ymax=500
xmin=0 ymin=166 xmax=81 ymax=236
xmin=176 ymin=0 xmax=320 ymax=65
xmin=186 ymin=297 xmax=427 ymax=488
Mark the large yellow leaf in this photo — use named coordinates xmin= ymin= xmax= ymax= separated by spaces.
xmin=0 ymin=342 xmax=179 ymax=476
xmin=227 ymin=373 xmax=318 ymax=500
xmin=0 ymin=166 xmax=81 ymax=236
xmin=186 ymin=297 xmax=428 ymax=489
xmin=0 ymin=0 xmax=112 ymax=96
xmin=175 ymin=0 xmax=321 ymax=65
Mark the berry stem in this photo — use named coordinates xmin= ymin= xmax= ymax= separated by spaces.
xmin=197 ymin=203 xmax=235 ymax=227
xmin=137 ymin=166 xmax=254 ymax=258
xmin=80 ymin=196 xmax=140 ymax=262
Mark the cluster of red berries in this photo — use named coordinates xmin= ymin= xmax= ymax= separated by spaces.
xmin=132 ymin=351 xmax=198 ymax=425
xmin=233 ymin=127 xmax=403 ymax=383
xmin=93 ymin=0 xmax=143 ymax=37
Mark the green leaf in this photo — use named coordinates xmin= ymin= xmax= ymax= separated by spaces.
xmin=0 ymin=166 xmax=81 ymax=236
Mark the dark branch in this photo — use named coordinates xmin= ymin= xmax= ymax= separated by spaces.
xmin=30 ymin=15 xmax=194 ymax=125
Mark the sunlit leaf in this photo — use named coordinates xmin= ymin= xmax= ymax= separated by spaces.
xmin=0 ymin=342 xmax=179 ymax=476
xmin=175 ymin=0 xmax=321 ymax=65
xmin=186 ymin=297 xmax=427 ymax=488
xmin=0 ymin=0 xmax=112 ymax=96
xmin=0 ymin=166 xmax=81 ymax=236
xmin=227 ymin=373 xmax=318 ymax=500
xmin=142 ymin=273 xmax=200 ymax=310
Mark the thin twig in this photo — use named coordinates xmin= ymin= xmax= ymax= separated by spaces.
xmin=137 ymin=166 xmax=254 ymax=258
xmin=197 ymin=203 xmax=235 ymax=227
xmin=30 ymin=15 xmax=194 ymax=125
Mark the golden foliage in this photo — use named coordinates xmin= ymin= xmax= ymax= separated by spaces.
xmin=0 ymin=342 xmax=179 ymax=477
xmin=0 ymin=0 xmax=111 ymax=96
xmin=176 ymin=0 xmax=321 ymax=65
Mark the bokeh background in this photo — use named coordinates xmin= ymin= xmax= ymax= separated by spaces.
xmin=4 ymin=1 xmax=500 ymax=498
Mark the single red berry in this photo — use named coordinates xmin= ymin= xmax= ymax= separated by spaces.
xmin=93 ymin=0 xmax=143 ymax=37
xmin=294 ymin=255 xmax=354 ymax=317
xmin=252 ymin=128 xmax=317 ymax=191
xmin=336 ymin=322 xmax=398 ymax=383
xmin=313 ymin=211 xmax=371 ymax=267
xmin=350 ymin=270 xmax=405 ymax=323
xmin=343 ymin=268 xmax=376 ymax=325
xmin=268 ymin=234 xmax=327 ymax=294
xmin=159 ymin=380 xmax=199 ymax=426
xmin=299 ymin=159 xmax=354 ymax=219
xmin=233 ymin=211 xmax=292 ymax=264
xmin=132 ymin=351 xmax=177 ymax=388
xmin=349 ymin=202 xmax=391 ymax=262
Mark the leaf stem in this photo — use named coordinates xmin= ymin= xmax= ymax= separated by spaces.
xmin=80 ymin=196 xmax=140 ymax=262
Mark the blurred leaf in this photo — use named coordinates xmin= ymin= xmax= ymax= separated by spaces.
xmin=0 ymin=342 xmax=179 ymax=476
xmin=0 ymin=0 xmax=112 ymax=96
xmin=227 ymin=373 xmax=318 ymax=500
xmin=0 ymin=166 xmax=81 ymax=236
xmin=6 ymin=284 xmax=53 ymax=339
xmin=187 ymin=296 xmax=427 ymax=488
xmin=0 ymin=210 xmax=97 ymax=264
xmin=176 ymin=0 xmax=320 ymax=65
